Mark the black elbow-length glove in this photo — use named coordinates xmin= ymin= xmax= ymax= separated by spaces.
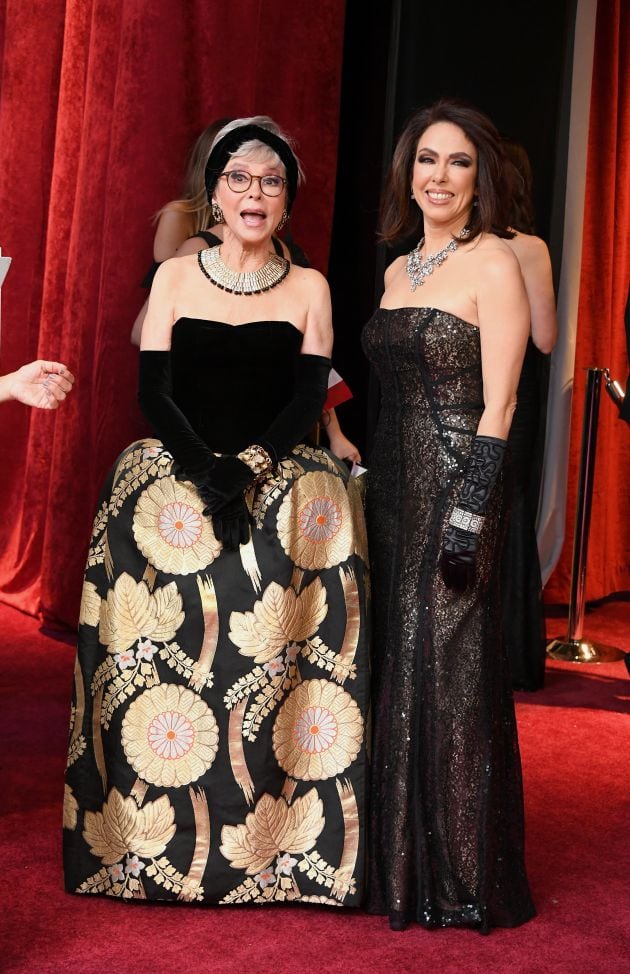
xmin=138 ymin=351 xmax=255 ymax=514
xmin=256 ymin=353 xmax=331 ymax=464
xmin=440 ymin=435 xmax=507 ymax=592
xmin=138 ymin=350 xmax=330 ymax=547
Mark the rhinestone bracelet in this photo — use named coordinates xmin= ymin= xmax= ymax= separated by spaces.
xmin=448 ymin=507 xmax=485 ymax=534
xmin=237 ymin=444 xmax=274 ymax=482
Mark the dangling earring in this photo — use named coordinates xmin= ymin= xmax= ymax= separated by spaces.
xmin=211 ymin=200 xmax=224 ymax=224
xmin=276 ymin=209 xmax=289 ymax=233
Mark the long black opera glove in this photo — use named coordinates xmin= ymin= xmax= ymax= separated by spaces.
xmin=138 ymin=351 xmax=254 ymax=513
xmin=209 ymin=353 xmax=330 ymax=549
xmin=256 ymin=353 xmax=331 ymax=465
xmin=139 ymin=350 xmax=330 ymax=524
xmin=212 ymin=495 xmax=251 ymax=551
xmin=440 ymin=435 xmax=507 ymax=592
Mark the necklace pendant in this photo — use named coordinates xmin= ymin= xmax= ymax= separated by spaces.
xmin=405 ymin=227 xmax=469 ymax=293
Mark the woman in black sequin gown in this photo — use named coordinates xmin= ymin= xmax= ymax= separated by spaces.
xmin=363 ymin=99 xmax=536 ymax=932
xmin=64 ymin=118 xmax=369 ymax=908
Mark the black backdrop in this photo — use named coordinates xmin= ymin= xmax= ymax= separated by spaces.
xmin=327 ymin=0 xmax=576 ymax=457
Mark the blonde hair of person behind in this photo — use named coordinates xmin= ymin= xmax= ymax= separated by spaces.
xmin=154 ymin=117 xmax=231 ymax=233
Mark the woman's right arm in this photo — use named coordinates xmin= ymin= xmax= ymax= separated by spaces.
xmin=476 ymin=248 xmax=530 ymax=440
xmin=520 ymin=236 xmax=557 ymax=354
xmin=140 ymin=261 xmax=177 ymax=350
xmin=152 ymin=206 xmax=194 ymax=261
xmin=131 ymin=207 xmax=193 ymax=346
xmin=130 ymin=299 xmax=148 ymax=347
xmin=138 ymin=261 xmax=230 ymax=491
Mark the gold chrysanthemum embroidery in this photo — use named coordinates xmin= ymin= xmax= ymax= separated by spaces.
xmin=273 ymin=679 xmax=363 ymax=781
xmin=133 ymin=478 xmax=221 ymax=574
xmin=276 ymin=472 xmax=353 ymax=570
xmin=121 ymin=685 xmax=219 ymax=788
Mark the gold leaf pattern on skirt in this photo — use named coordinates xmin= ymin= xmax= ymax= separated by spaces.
xmin=228 ymin=578 xmax=328 ymax=664
xmin=65 ymin=437 xmax=368 ymax=906
xmin=99 ymin=573 xmax=184 ymax=655
xmin=79 ymin=580 xmax=101 ymax=627
xmin=220 ymin=788 xmax=324 ymax=875
xmin=82 ymin=788 xmax=175 ymax=865
xmin=63 ymin=784 xmax=79 ymax=830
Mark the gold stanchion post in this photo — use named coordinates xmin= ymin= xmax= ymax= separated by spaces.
xmin=547 ymin=367 xmax=624 ymax=663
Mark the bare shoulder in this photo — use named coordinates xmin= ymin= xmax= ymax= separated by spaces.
xmin=152 ymin=252 xmax=198 ymax=287
xmin=155 ymin=204 xmax=192 ymax=232
xmin=288 ymin=264 xmax=330 ymax=295
xmin=505 ymin=231 xmax=550 ymax=265
xmin=467 ymin=233 xmax=521 ymax=277
xmin=384 ymin=254 xmax=406 ymax=287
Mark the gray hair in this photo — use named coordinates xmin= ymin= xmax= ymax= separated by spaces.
xmin=211 ymin=115 xmax=305 ymax=184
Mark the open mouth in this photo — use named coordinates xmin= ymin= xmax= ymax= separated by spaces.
xmin=240 ymin=208 xmax=267 ymax=226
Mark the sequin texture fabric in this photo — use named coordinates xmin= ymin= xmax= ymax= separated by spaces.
xmin=362 ymin=307 xmax=535 ymax=931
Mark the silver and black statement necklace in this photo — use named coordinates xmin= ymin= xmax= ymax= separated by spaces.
xmin=198 ymin=245 xmax=290 ymax=295
xmin=406 ymin=226 xmax=470 ymax=292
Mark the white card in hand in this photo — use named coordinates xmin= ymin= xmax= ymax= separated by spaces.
xmin=0 ymin=255 xmax=11 ymax=288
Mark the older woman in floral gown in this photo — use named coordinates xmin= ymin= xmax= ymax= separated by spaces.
xmin=63 ymin=116 xmax=369 ymax=908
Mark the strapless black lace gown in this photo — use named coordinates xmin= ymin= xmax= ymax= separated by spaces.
xmin=362 ymin=307 xmax=535 ymax=932
xmin=64 ymin=320 xmax=369 ymax=908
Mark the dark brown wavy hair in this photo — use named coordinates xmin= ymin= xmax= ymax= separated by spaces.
xmin=380 ymin=98 xmax=513 ymax=245
xmin=501 ymin=137 xmax=536 ymax=234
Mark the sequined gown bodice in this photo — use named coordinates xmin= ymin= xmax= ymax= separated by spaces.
xmin=362 ymin=307 xmax=534 ymax=931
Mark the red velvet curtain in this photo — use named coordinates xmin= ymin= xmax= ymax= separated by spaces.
xmin=546 ymin=0 xmax=630 ymax=603
xmin=0 ymin=1 xmax=346 ymax=628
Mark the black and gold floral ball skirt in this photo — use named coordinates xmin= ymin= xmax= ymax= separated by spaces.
xmin=63 ymin=439 xmax=369 ymax=907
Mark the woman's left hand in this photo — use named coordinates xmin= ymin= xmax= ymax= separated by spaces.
xmin=198 ymin=455 xmax=254 ymax=515
xmin=440 ymin=539 xmax=476 ymax=592
xmin=212 ymin=495 xmax=251 ymax=550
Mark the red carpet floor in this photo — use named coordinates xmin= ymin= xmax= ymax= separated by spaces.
xmin=1 ymin=599 xmax=629 ymax=974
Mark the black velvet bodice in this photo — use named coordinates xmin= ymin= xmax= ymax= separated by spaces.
xmin=169 ymin=318 xmax=303 ymax=454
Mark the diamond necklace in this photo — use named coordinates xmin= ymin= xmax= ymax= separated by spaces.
xmin=406 ymin=226 xmax=470 ymax=292
xmin=198 ymin=245 xmax=290 ymax=295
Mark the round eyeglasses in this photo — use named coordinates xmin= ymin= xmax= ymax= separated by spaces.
xmin=219 ymin=170 xmax=287 ymax=197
